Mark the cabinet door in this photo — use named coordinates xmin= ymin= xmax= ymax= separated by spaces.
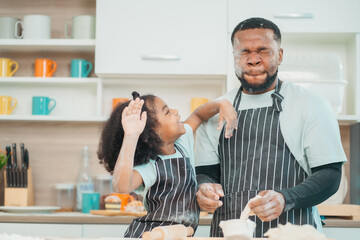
xmin=82 ymin=224 xmax=128 ymax=237
xmin=0 ymin=223 xmax=82 ymax=237
xmin=95 ymin=0 xmax=227 ymax=76
xmin=228 ymin=0 xmax=360 ymax=33
xmin=82 ymin=224 xmax=211 ymax=238
xmin=323 ymin=227 xmax=360 ymax=240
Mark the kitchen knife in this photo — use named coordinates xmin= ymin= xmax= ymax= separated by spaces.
xmin=12 ymin=143 xmax=18 ymax=188
xmin=5 ymin=146 xmax=12 ymax=188
xmin=24 ymin=149 xmax=29 ymax=187
xmin=24 ymin=148 xmax=29 ymax=169
xmin=20 ymin=143 xmax=25 ymax=188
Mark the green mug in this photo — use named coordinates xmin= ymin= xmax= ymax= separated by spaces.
xmin=32 ymin=96 xmax=56 ymax=115
xmin=82 ymin=192 xmax=100 ymax=213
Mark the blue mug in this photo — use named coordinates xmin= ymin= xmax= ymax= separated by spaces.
xmin=71 ymin=59 xmax=92 ymax=78
xmin=82 ymin=192 xmax=100 ymax=213
xmin=32 ymin=96 xmax=56 ymax=115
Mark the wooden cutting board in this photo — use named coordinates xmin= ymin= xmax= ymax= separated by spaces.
xmin=317 ymin=204 xmax=360 ymax=220
xmin=90 ymin=209 xmax=147 ymax=217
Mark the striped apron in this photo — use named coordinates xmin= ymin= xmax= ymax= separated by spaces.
xmin=211 ymin=81 xmax=316 ymax=238
xmin=124 ymin=144 xmax=200 ymax=238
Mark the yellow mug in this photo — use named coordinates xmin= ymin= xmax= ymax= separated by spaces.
xmin=0 ymin=58 xmax=19 ymax=77
xmin=191 ymin=98 xmax=208 ymax=112
xmin=0 ymin=96 xmax=17 ymax=115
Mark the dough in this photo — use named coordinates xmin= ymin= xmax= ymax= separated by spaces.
xmin=240 ymin=195 xmax=262 ymax=220
xmin=264 ymin=223 xmax=327 ymax=240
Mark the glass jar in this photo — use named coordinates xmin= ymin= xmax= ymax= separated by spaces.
xmin=95 ymin=174 xmax=113 ymax=196
xmin=54 ymin=183 xmax=75 ymax=212
xmin=95 ymin=174 xmax=113 ymax=209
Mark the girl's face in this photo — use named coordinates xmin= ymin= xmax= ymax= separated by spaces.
xmin=151 ymin=97 xmax=186 ymax=143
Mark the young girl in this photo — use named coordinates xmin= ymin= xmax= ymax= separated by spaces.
xmin=97 ymin=91 xmax=237 ymax=238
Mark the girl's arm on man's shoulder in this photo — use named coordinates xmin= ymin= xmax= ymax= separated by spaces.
xmin=184 ymin=99 xmax=237 ymax=138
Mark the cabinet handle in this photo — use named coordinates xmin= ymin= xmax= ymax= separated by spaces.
xmin=141 ymin=54 xmax=181 ymax=61
xmin=274 ymin=13 xmax=314 ymax=19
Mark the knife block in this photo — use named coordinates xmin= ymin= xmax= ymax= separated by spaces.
xmin=3 ymin=168 xmax=34 ymax=206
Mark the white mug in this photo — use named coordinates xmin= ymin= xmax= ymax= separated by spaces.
xmin=65 ymin=15 xmax=95 ymax=39
xmin=15 ymin=15 xmax=51 ymax=39
xmin=0 ymin=17 xmax=21 ymax=39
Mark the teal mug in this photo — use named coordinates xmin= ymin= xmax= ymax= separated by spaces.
xmin=32 ymin=96 xmax=56 ymax=115
xmin=82 ymin=192 xmax=100 ymax=213
xmin=71 ymin=59 xmax=92 ymax=78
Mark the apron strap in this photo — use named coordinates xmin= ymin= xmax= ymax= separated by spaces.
xmin=271 ymin=80 xmax=284 ymax=112
xmin=174 ymin=144 xmax=187 ymax=159
xmin=156 ymin=144 xmax=187 ymax=161
xmin=233 ymin=86 xmax=243 ymax=109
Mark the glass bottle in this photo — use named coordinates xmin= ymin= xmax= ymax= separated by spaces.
xmin=76 ymin=146 xmax=94 ymax=211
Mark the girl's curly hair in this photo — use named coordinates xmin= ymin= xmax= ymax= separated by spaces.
xmin=97 ymin=91 xmax=163 ymax=173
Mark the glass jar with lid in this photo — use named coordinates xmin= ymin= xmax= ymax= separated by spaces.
xmin=54 ymin=183 xmax=75 ymax=212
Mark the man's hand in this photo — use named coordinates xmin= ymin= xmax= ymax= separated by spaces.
xmin=196 ymin=183 xmax=224 ymax=212
xmin=248 ymin=190 xmax=285 ymax=222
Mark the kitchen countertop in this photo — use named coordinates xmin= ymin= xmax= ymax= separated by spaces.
xmin=0 ymin=212 xmax=359 ymax=228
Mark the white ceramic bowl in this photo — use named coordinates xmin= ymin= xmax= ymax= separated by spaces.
xmin=219 ymin=219 xmax=256 ymax=240
xmin=290 ymin=79 xmax=347 ymax=114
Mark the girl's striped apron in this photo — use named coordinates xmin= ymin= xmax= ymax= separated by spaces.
xmin=124 ymin=144 xmax=200 ymax=238
xmin=211 ymin=81 xmax=316 ymax=238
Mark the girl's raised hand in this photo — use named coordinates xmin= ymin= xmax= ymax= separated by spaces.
xmin=122 ymin=98 xmax=147 ymax=137
xmin=217 ymin=100 xmax=238 ymax=138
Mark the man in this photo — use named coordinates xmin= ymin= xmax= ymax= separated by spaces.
xmin=195 ymin=17 xmax=346 ymax=237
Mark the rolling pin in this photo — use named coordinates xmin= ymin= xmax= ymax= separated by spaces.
xmin=142 ymin=225 xmax=194 ymax=240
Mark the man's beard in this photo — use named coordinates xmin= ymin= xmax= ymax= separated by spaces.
xmin=236 ymin=70 xmax=278 ymax=94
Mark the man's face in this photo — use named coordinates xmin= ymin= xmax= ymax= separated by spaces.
xmin=233 ymin=28 xmax=283 ymax=94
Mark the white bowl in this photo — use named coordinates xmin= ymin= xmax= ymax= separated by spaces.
xmin=289 ymin=79 xmax=347 ymax=114
xmin=219 ymin=219 xmax=256 ymax=240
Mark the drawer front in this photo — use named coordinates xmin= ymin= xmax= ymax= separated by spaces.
xmin=228 ymin=0 xmax=360 ymax=33
xmin=96 ymin=0 xmax=227 ymax=76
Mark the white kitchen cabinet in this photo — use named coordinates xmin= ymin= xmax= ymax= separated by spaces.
xmin=0 ymin=223 xmax=82 ymax=237
xmin=196 ymin=225 xmax=360 ymax=239
xmin=323 ymin=227 xmax=360 ymax=240
xmin=82 ymin=224 xmax=128 ymax=237
xmin=1 ymin=222 xmax=358 ymax=239
xmin=82 ymin=224 xmax=211 ymax=237
xmin=95 ymin=0 xmax=227 ymax=77
xmin=228 ymin=0 xmax=360 ymax=34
